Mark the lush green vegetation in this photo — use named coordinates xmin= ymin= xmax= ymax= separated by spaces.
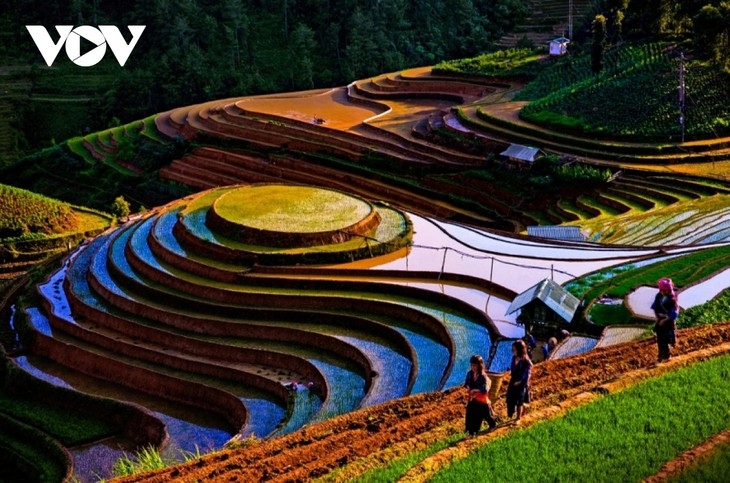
xmin=588 ymin=302 xmax=635 ymax=326
xmin=343 ymin=434 xmax=462 ymax=482
xmin=1 ymin=129 xmax=190 ymax=212
xmin=0 ymin=183 xmax=78 ymax=238
xmin=432 ymin=352 xmax=730 ymax=482
xmin=0 ymin=413 xmax=68 ymax=483
xmin=110 ymin=196 xmax=132 ymax=220
xmin=519 ymin=43 xmax=730 ymax=141
xmin=0 ymin=392 xmax=117 ymax=446
xmin=0 ymin=362 xmax=121 ymax=446
xmin=433 ymin=48 xmax=547 ymax=77
xmin=0 ymin=0 xmax=529 ymax=158
xmin=579 ymin=247 xmax=730 ymax=306
xmin=669 ymin=436 xmax=730 ymax=483
xmin=530 ymin=156 xmax=613 ymax=185
xmin=566 ymin=247 xmax=730 ymax=326
xmin=678 ymin=288 xmax=730 ymax=330
xmin=565 ymin=263 xmax=636 ymax=299
xmin=112 ymin=445 xmax=205 ymax=477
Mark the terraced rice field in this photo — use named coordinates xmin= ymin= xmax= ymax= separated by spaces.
xmin=10 ymin=55 xmax=730 ymax=481
xmin=15 ymin=180 xmax=697 ymax=480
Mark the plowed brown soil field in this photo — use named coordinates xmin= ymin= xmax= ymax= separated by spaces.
xmin=120 ymin=323 xmax=730 ymax=483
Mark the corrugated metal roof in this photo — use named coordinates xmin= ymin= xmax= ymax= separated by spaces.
xmin=500 ymin=144 xmax=542 ymax=163
xmin=506 ymin=278 xmax=581 ymax=323
xmin=527 ymin=226 xmax=586 ymax=242
xmin=551 ymin=37 xmax=570 ymax=44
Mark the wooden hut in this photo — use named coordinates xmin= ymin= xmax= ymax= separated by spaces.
xmin=507 ymin=278 xmax=581 ymax=333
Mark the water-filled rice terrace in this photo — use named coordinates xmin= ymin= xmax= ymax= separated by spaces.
xmin=18 ymin=181 xmax=692 ymax=469
xmin=10 ymin=56 xmax=730 ymax=481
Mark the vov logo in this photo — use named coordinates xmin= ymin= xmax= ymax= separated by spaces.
xmin=25 ymin=25 xmax=146 ymax=67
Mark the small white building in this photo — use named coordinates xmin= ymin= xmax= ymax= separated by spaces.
xmin=549 ymin=37 xmax=570 ymax=56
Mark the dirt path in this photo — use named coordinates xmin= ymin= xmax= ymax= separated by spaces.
xmin=644 ymin=429 xmax=730 ymax=482
xmin=118 ymin=322 xmax=730 ymax=483
xmin=399 ymin=341 xmax=730 ymax=482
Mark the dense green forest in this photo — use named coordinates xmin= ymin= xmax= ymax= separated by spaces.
xmin=0 ymin=0 xmax=528 ymax=148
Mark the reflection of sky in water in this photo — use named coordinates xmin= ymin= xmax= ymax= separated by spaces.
xmin=397 ymin=327 xmax=450 ymax=394
xmin=550 ymin=336 xmax=600 ymax=360
xmin=335 ymin=335 xmax=411 ymax=407
xmin=348 ymin=214 xmax=683 ymax=296
xmin=488 ymin=339 xmax=516 ymax=373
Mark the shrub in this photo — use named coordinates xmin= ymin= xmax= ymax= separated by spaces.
xmin=110 ymin=196 xmax=131 ymax=219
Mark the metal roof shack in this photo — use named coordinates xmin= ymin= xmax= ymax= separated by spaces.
xmin=527 ymin=226 xmax=586 ymax=242
xmin=507 ymin=278 xmax=581 ymax=326
xmin=549 ymin=37 xmax=570 ymax=56
xmin=499 ymin=144 xmax=544 ymax=168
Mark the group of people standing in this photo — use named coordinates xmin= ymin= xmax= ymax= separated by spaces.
xmin=463 ymin=277 xmax=680 ymax=438
xmin=463 ymin=340 xmax=532 ymax=438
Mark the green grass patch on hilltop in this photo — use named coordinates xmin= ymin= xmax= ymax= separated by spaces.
xmin=213 ymin=185 xmax=372 ymax=233
xmin=431 ymin=352 xmax=730 ymax=482
xmin=433 ymin=48 xmax=548 ymax=77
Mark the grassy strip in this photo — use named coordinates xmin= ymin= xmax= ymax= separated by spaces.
xmin=340 ymin=434 xmax=462 ymax=483
xmin=432 ymin=48 xmax=547 ymax=77
xmin=588 ymin=303 xmax=640 ymax=327
xmin=670 ymin=438 xmax=730 ymax=482
xmin=0 ymin=392 xmax=117 ymax=446
xmin=0 ymin=412 xmax=69 ymax=482
xmin=431 ymin=353 xmax=730 ymax=482
xmin=112 ymin=445 xmax=206 ymax=477
xmin=576 ymin=246 xmax=730 ymax=305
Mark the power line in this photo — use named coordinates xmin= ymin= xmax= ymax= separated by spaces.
xmin=679 ymin=50 xmax=685 ymax=143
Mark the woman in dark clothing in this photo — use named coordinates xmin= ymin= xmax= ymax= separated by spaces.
xmin=464 ymin=354 xmax=496 ymax=438
xmin=652 ymin=278 xmax=679 ymax=362
xmin=506 ymin=340 xmax=532 ymax=424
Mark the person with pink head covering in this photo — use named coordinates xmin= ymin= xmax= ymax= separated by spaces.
xmin=651 ymin=278 xmax=679 ymax=362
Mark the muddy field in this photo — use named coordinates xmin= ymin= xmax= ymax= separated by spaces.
xmin=120 ymin=322 xmax=730 ymax=482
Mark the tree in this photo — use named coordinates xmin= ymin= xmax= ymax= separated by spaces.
xmin=592 ymin=15 xmax=607 ymax=75
xmin=289 ymin=23 xmax=316 ymax=89
xmin=693 ymin=4 xmax=730 ymax=66
xmin=110 ymin=196 xmax=131 ymax=220
xmin=606 ymin=0 xmax=628 ymax=44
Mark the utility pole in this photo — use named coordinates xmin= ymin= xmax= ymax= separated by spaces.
xmin=679 ymin=50 xmax=686 ymax=143
xmin=568 ymin=0 xmax=573 ymax=40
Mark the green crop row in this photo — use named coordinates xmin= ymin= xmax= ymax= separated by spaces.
xmin=678 ymin=288 xmax=730 ymax=330
xmin=579 ymin=246 xmax=730 ymax=305
xmin=431 ymin=352 xmax=730 ymax=482
xmin=519 ymin=43 xmax=730 ymax=141
xmin=0 ymin=183 xmax=78 ymax=239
